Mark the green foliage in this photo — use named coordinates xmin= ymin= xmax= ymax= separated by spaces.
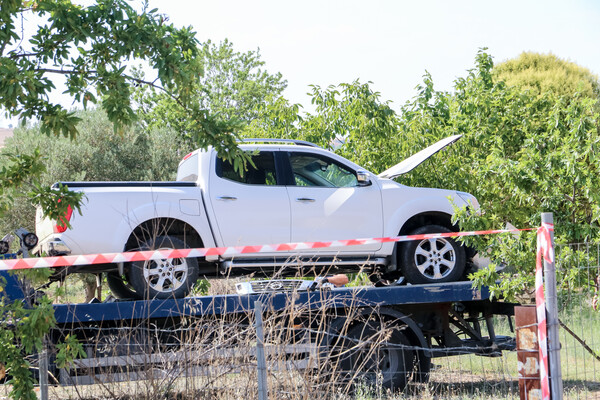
xmin=54 ymin=334 xmax=86 ymax=369
xmin=0 ymin=295 xmax=56 ymax=400
xmin=1 ymin=0 xmax=250 ymax=223
xmin=135 ymin=38 xmax=286 ymax=166
xmin=1 ymin=0 xmax=202 ymax=138
xmin=0 ymin=151 xmax=45 ymax=217
xmin=397 ymin=50 xmax=600 ymax=299
xmin=197 ymin=39 xmax=287 ymax=122
xmin=0 ymin=108 xmax=191 ymax=234
xmin=246 ymin=49 xmax=600 ymax=300
xmin=242 ymin=80 xmax=401 ymax=174
xmin=0 ymin=2 xmax=235 ymax=396
xmin=192 ymin=278 xmax=211 ymax=296
xmin=494 ymin=52 xmax=600 ymax=100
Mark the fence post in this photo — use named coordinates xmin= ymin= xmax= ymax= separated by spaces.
xmin=541 ymin=212 xmax=563 ymax=399
xmin=255 ymin=301 xmax=268 ymax=400
xmin=39 ymin=341 xmax=48 ymax=400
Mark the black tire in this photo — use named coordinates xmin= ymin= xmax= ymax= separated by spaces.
xmin=106 ymin=271 xmax=139 ymax=300
xmin=413 ymin=350 xmax=431 ymax=383
xmin=336 ymin=321 xmax=415 ymax=393
xmin=400 ymin=225 xmax=466 ymax=284
xmin=369 ymin=270 xmax=404 ymax=287
xmin=128 ymin=235 xmax=199 ymax=299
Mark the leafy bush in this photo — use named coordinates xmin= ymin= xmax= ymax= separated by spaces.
xmin=243 ymin=50 xmax=600 ymax=298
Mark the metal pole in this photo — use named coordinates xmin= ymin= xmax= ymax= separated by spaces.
xmin=255 ymin=301 xmax=268 ymax=400
xmin=39 ymin=343 xmax=48 ymax=400
xmin=541 ymin=212 xmax=563 ymax=399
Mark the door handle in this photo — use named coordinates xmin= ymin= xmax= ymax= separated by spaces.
xmin=296 ymin=197 xmax=315 ymax=203
xmin=217 ymin=196 xmax=237 ymax=201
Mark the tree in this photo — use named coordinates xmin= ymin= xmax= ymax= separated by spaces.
xmin=136 ymin=39 xmax=287 ymax=135
xmin=0 ymin=108 xmax=193 ymax=301
xmin=246 ymin=50 xmax=600 ymax=300
xmin=0 ymin=2 xmax=242 ymax=398
xmin=198 ymin=39 xmax=287 ymax=122
xmin=0 ymin=0 xmax=249 ymax=220
xmin=396 ymin=50 xmax=600 ymax=299
xmin=242 ymin=80 xmax=401 ymax=174
xmin=494 ymin=52 xmax=600 ymax=100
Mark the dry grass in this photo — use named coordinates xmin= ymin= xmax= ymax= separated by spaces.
xmin=37 ymin=281 xmax=431 ymax=399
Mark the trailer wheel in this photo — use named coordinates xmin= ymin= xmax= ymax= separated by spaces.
xmin=106 ymin=271 xmax=138 ymax=300
xmin=401 ymin=225 xmax=466 ymax=284
xmin=336 ymin=322 xmax=415 ymax=392
xmin=128 ymin=235 xmax=199 ymax=299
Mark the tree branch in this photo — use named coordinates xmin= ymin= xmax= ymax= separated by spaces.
xmin=34 ymin=68 xmax=164 ymax=91
xmin=10 ymin=52 xmax=42 ymax=59
xmin=33 ymin=67 xmax=182 ymax=108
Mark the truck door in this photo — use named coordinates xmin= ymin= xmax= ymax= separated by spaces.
xmin=208 ymin=151 xmax=291 ymax=247
xmin=285 ymin=151 xmax=383 ymax=253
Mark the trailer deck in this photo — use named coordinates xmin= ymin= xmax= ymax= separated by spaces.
xmin=53 ymin=281 xmax=493 ymax=325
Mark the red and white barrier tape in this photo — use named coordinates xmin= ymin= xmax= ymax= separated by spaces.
xmin=536 ymin=222 xmax=554 ymax=400
xmin=0 ymin=227 xmax=533 ymax=272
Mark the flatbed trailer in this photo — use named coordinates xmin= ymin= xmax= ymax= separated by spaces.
xmin=1 ymin=230 xmax=518 ymax=393
xmin=40 ymin=280 xmax=515 ymax=392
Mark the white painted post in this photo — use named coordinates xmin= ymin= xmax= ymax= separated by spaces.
xmin=39 ymin=344 xmax=48 ymax=400
xmin=541 ymin=212 xmax=563 ymax=399
xmin=255 ymin=301 xmax=268 ymax=400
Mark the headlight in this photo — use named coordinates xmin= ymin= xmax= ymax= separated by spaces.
xmin=457 ymin=191 xmax=480 ymax=210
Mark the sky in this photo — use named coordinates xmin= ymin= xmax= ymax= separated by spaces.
xmin=147 ymin=0 xmax=600 ymax=110
xmin=1 ymin=0 xmax=599 ymax=127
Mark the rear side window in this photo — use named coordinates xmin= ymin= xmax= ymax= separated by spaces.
xmin=217 ymin=152 xmax=277 ymax=185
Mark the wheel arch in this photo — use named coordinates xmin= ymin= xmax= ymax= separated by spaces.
xmin=398 ymin=212 xmax=476 ymax=260
xmin=124 ymin=217 xmax=204 ymax=251
xmin=398 ymin=211 xmax=456 ymax=236
xmin=117 ymin=217 xmax=206 ymax=276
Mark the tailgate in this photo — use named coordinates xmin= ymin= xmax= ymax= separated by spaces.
xmin=35 ymin=206 xmax=55 ymax=242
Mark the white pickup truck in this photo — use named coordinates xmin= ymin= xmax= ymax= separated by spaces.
xmin=34 ymin=136 xmax=479 ymax=299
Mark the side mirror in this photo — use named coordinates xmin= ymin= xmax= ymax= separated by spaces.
xmin=356 ymin=170 xmax=372 ymax=186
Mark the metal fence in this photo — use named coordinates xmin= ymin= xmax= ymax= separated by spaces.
xmin=555 ymin=242 xmax=600 ymax=399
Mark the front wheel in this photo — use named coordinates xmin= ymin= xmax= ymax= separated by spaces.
xmin=106 ymin=271 xmax=138 ymax=300
xmin=400 ymin=225 xmax=465 ymax=284
xmin=128 ymin=235 xmax=199 ymax=299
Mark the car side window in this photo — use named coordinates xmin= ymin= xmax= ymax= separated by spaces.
xmin=217 ymin=152 xmax=277 ymax=185
xmin=288 ymin=152 xmax=358 ymax=187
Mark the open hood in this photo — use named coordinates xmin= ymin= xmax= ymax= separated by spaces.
xmin=378 ymin=134 xmax=463 ymax=179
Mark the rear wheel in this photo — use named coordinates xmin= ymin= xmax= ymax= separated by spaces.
xmin=335 ymin=321 xmax=415 ymax=392
xmin=401 ymin=225 xmax=465 ymax=284
xmin=128 ymin=235 xmax=199 ymax=299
